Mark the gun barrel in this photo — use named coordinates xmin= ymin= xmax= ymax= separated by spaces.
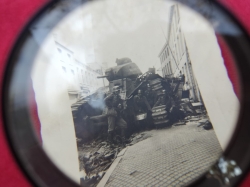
xmin=97 ymin=75 xmax=108 ymax=79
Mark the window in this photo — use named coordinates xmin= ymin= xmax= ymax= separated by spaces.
xmin=62 ymin=66 xmax=66 ymax=73
xmin=175 ymin=9 xmax=178 ymax=26
xmin=169 ymin=61 xmax=172 ymax=74
xmin=179 ymin=29 xmax=184 ymax=53
xmin=81 ymin=70 xmax=84 ymax=83
xmin=77 ymin=68 xmax=80 ymax=81
xmin=185 ymin=63 xmax=190 ymax=83
xmin=175 ymin=44 xmax=178 ymax=61
xmin=177 ymin=36 xmax=181 ymax=59
xmin=57 ymin=48 xmax=62 ymax=53
xmin=169 ymin=63 xmax=172 ymax=75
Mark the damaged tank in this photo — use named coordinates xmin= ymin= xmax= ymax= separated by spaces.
xmin=72 ymin=58 xmax=142 ymax=142
xmin=71 ymin=57 xmax=186 ymax=142
xmin=72 ymin=58 xmax=195 ymax=187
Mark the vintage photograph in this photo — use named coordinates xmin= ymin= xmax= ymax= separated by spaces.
xmin=71 ymin=4 xmax=222 ymax=187
xmin=30 ymin=0 xmax=240 ymax=186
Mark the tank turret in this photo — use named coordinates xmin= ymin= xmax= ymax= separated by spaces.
xmin=102 ymin=58 xmax=142 ymax=82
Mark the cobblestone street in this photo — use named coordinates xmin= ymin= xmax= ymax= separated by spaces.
xmin=99 ymin=119 xmax=222 ymax=187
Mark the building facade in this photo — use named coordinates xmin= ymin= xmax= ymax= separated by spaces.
xmin=158 ymin=4 xmax=201 ymax=102
xmin=55 ymin=42 xmax=104 ymax=104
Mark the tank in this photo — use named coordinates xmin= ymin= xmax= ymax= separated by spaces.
xmin=71 ymin=57 xmax=185 ymax=141
xmin=72 ymin=58 xmax=142 ymax=141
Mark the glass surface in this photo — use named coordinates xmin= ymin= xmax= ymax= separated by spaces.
xmin=9 ymin=0 xmax=243 ymax=186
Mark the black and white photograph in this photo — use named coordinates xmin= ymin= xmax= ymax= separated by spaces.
xmin=29 ymin=0 xmax=240 ymax=186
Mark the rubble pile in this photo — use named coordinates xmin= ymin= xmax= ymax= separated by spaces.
xmin=78 ymin=114 xmax=211 ymax=187
xmin=184 ymin=114 xmax=213 ymax=130
xmin=78 ymin=139 xmax=119 ymax=187
xmin=78 ymin=132 xmax=150 ymax=187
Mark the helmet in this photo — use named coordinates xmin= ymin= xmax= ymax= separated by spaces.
xmin=113 ymin=86 xmax=120 ymax=92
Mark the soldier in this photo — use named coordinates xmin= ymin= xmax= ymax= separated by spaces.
xmin=154 ymin=90 xmax=168 ymax=107
xmin=154 ymin=89 xmax=174 ymax=110
xmin=179 ymin=71 xmax=185 ymax=82
xmin=133 ymin=89 xmax=152 ymax=114
xmin=155 ymin=90 xmax=185 ymax=122
xmin=144 ymin=84 xmax=156 ymax=108
xmin=104 ymin=86 xmax=127 ymax=144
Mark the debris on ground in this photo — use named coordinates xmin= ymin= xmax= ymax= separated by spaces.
xmin=172 ymin=121 xmax=186 ymax=126
xmin=203 ymin=120 xmax=213 ymax=130
xmin=176 ymin=114 xmax=212 ymax=131
xmin=193 ymin=119 xmax=213 ymax=130
xmin=79 ymin=132 xmax=151 ymax=187
xmin=78 ymin=113 xmax=211 ymax=187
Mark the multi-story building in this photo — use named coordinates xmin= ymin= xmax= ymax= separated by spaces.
xmin=158 ymin=4 xmax=201 ymax=102
xmin=55 ymin=42 xmax=104 ymax=104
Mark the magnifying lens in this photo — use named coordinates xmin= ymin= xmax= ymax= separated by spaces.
xmin=3 ymin=0 xmax=250 ymax=187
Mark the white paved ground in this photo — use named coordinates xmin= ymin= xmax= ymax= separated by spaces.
xmin=104 ymin=121 xmax=222 ymax=187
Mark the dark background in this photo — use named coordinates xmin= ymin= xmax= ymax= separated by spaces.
xmin=0 ymin=0 xmax=249 ymax=186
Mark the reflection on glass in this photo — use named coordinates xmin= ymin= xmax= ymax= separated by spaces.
xmin=29 ymin=0 xmax=239 ymax=186
xmin=208 ymin=157 xmax=242 ymax=185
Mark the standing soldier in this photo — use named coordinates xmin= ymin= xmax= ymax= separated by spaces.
xmin=144 ymin=84 xmax=156 ymax=108
xmin=104 ymin=86 xmax=127 ymax=144
xmin=133 ymin=89 xmax=152 ymax=114
xmin=154 ymin=90 xmax=172 ymax=110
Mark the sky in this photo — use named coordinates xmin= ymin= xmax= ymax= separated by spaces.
xmin=51 ymin=0 xmax=176 ymax=74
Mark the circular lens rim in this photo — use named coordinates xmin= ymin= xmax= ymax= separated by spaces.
xmin=3 ymin=0 xmax=250 ymax=187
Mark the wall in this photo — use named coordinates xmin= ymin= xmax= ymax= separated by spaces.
xmin=179 ymin=4 xmax=240 ymax=150
xmin=159 ymin=4 xmax=240 ymax=151
xmin=30 ymin=29 xmax=80 ymax=184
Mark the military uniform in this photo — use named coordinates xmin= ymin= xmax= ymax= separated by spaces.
xmin=105 ymin=93 xmax=127 ymax=133
xmin=133 ymin=94 xmax=151 ymax=114
xmin=154 ymin=93 xmax=173 ymax=110
xmin=144 ymin=89 xmax=155 ymax=108
xmin=154 ymin=94 xmax=167 ymax=107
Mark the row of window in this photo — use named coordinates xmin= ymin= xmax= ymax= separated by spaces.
xmin=160 ymin=47 xmax=169 ymax=63
xmin=160 ymin=7 xmax=184 ymax=65
xmin=168 ymin=6 xmax=185 ymax=62
xmin=57 ymin=48 xmax=71 ymax=58
xmin=62 ymin=66 xmax=102 ymax=86
xmin=169 ymin=29 xmax=184 ymax=63
xmin=163 ymin=61 xmax=173 ymax=76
